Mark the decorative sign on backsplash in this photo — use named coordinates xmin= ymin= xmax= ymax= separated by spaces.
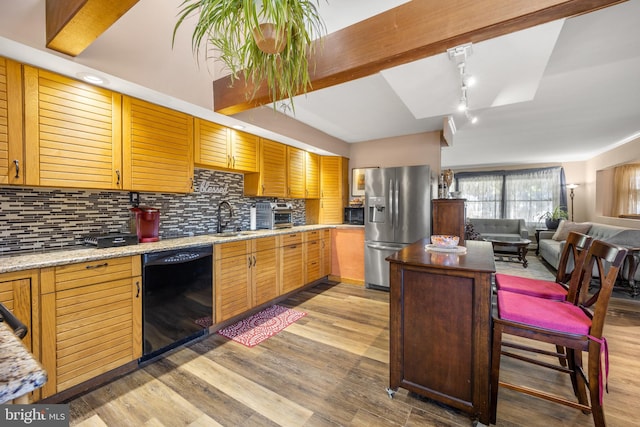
xmin=198 ymin=180 xmax=229 ymax=195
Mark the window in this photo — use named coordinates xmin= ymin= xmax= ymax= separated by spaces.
xmin=456 ymin=167 xmax=566 ymax=227
xmin=612 ymin=163 xmax=640 ymax=217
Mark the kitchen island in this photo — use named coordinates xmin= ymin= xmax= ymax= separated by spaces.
xmin=387 ymin=239 xmax=495 ymax=425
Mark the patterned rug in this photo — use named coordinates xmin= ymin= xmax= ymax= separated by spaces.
xmin=217 ymin=305 xmax=306 ymax=348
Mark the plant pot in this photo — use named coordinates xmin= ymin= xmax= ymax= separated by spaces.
xmin=545 ymin=218 xmax=560 ymax=230
xmin=253 ymin=23 xmax=286 ymax=54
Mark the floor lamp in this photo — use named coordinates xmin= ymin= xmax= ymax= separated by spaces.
xmin=567 ymin=184 xmax=579 ymax=221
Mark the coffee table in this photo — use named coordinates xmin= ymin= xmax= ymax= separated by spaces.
xmin=483 ymin=236 xmax=532 ymax=268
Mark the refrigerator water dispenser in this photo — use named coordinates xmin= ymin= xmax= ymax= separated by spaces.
xmin=368 ymin=196 xmax=386 ymax=223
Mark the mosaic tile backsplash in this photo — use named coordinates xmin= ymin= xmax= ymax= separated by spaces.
xmin=0 ymin=169 xmax=306 ymax=254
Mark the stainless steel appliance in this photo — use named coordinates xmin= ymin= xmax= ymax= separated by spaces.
xmin=344 ymin=207 xmax=364 ymax=225
xmin=141 ymin=245 xmax=213 ymax=362
xmin=256 ymin=202 xmax=293 ymax=229
xmin=365 ymin=165 xmax=431 ymax=289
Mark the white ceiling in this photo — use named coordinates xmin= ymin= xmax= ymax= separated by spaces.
xmin=0 ymin=1 xmax=639 ymax=169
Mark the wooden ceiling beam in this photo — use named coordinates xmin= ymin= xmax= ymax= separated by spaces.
xmin=213 ymin=0 xmax=626 ymax=115
xmin=46 ymin=0 xmax=140 ymax=57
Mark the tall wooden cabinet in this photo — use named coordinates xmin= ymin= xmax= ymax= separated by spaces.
xmin=0 ymin=57 xmax=24 ymax=185
xmin=432 ymin=199 xmax=467 ymax=245
xmin=122 ymin=96 xmax=193 ymax=193
xmin=39 ymin=256 xmax=142 ymax=398
xmin=23 ymin=66 xmax=123 ymax=190
xmin=319 ymin=156 xmax=349 ymax=224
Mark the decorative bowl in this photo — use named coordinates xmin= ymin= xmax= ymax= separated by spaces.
xmin=430 ymin=235 xmax=460 ymax=248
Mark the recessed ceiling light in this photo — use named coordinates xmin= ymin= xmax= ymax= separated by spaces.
xmin=232 ymin=125 xmax=245 ymax=130
xmin=77 ymin=72 xmax=108 ymax=85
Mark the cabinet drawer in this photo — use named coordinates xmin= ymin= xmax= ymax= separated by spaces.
xmin=304 ymin=230 xmax=321 ymax=242
xmin=215 ymin=240 xmax=249 ymax=260
xmin=279 ymin=232 xmax=303 ymax=246
xmin=54 ymin=257 xmax=138 ymax=292
xmin=254 ymin=236 xmax=277 ymax=252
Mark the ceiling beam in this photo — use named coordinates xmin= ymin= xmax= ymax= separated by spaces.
xmin=46 ymin=0 xmax=140 ymax=57
xmin=213 ymin=0 xmax=625 ymax=115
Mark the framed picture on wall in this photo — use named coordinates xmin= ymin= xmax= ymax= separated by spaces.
xmin=352 ymin=168 xmax=366 ymax=196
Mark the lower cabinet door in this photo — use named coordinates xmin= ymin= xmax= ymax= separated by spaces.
xmin=281 ymin=244 xmax=304 ymax=294
xmin=40 ymin=276 xmax=142 ymax=397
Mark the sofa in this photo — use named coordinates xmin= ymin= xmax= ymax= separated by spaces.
xmin=467 ymin=218 xmax=529 ymax=240
xmin=538 ymin=221 xmax=640 ymax=281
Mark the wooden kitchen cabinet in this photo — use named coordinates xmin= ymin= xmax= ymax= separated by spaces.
xmin=194 ymin=119 xmax=258 ymax=173
xmin=215 ymin=240 xmax=252 ymax=323
xmin=39 ymin=256 xmax=142 ymax=398
xmin=0 ymin=57 xmax=24 ymax=185
xmin=432 ymin=199 xmax=467 ymax=245
xmin=319 ymin=156 xmax=349 ymax=224
xmin=252 ymin=237 xmax=279 ymax=307
xmin=320 ymin=228 xmax=332 ymax=277
xmin=279 ymin=232 xmax=304 ymax=294
xmin=287 ymin=146 xmax=306 ymax=198
xmin=122 ymin=96 xmax=194 ymax=193
xmin=23 ymin=66 xmax=123 ymax=190
xmin=304 ymin=230 xmax=322 ymax=283
xmin=305 ymin=151 xmax=320 ymax=199
xmin=215 ymin=237 xmax=279 ymax=322
xmin=244 ymin=138 xmax=287 ymax=197
xmin=0 ymin=269 xmax=39 ymax=356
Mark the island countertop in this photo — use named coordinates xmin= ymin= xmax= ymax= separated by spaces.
xmin=385 ymin=238 xmax=496 ymax=273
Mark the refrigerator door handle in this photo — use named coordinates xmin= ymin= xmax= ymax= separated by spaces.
xmin=388 ymin=179 xmax=394 ymax=226
xmin=366 ymin=243 xmax=405 ymax=251
xmin=394 ymin=179 xmax=399 ymax=229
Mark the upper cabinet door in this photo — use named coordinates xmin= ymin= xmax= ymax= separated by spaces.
xmin=122 ymin=96 xmax=194 ymax=193
xmin=229 ymin=129 xmax=258 ymax=173
xmin=305 ymin=151 xmax=320 ymax=199
xmin=249 ymin=138 xmax=286 ymax=197
xmin=195 ymin=118 xmax=230 ymax=170
xmin=287 ymin=146 xmax=305 ymax=198
xmin=23 ymin=66 xmax=123 ymax=189
xmin=0 ymin=57 xmax=24 ymax=185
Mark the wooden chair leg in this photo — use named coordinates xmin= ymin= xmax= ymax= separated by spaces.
xmin=566 ymin=348 xmax=590 ymax=410
xmin=555 ymin=344 xmax=567 ymax=367
xmin=588 ymin=342 xmax=606 ymax=427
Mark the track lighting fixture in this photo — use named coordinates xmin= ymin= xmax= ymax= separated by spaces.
xmin=447 ymin=43 xmax=478 ymax=125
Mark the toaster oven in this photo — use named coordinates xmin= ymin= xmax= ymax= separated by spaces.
xmin=256 ymin=202 xmax=293 ymax=229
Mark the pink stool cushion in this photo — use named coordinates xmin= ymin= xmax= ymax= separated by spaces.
xmin=495 ymin=273 xmax=567 ymax=301
xmin=497 ymin=290 xmax=591 ymax=335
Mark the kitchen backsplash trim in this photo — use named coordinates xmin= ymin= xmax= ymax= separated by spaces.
xmin=0 ymin=169 xmax=306 ymax=254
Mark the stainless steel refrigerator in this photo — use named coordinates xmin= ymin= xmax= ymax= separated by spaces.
xmin=364 ymin=165 xmax=431 ymax=289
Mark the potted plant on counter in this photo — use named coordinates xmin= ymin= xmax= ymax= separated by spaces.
xmin=538 ymin=206 xmax=568 ymax=230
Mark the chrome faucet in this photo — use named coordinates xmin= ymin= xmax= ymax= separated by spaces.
xmin=216 ymin=201 xmax=234 ymax=233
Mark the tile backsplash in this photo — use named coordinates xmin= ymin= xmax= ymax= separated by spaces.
xmin=0 ymin=169 xmax=305 ymax=254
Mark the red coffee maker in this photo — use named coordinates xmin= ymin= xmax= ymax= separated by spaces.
xmin=130 ymin=206 xmax=160 ymax=242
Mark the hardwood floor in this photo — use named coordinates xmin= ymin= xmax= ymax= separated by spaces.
xmin=67 ymin=273 xmax=640 ymax=426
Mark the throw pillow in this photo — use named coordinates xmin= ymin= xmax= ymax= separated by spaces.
xmin=551 ymin=221 xmax=592 ymax=241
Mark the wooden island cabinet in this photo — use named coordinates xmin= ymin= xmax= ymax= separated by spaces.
xmin=387 ymin=239 xmax=495 ymax=425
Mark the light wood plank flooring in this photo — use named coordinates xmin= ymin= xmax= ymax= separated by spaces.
xmin=68 ymin=268 xmax=640 ymax=426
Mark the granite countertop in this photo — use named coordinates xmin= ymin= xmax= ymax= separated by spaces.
xmin=0 ymin=225 xmax=334 ymax=274
xmin=0 ymin=322 xmax=47 ymax=404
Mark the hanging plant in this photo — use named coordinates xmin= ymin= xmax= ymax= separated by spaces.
xmin=173 ymin=0 xmax=326 ymax=107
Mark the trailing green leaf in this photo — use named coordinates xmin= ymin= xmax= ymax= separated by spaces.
xmin=173 ymin=0 xmax=326 ymax=108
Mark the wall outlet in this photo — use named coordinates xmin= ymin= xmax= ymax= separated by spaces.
xmin=129 ymin=192 xmax=140 ymax=207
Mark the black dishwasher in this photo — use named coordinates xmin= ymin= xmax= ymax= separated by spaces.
xmin=141 ymin=245 xmax=213 ymax=362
